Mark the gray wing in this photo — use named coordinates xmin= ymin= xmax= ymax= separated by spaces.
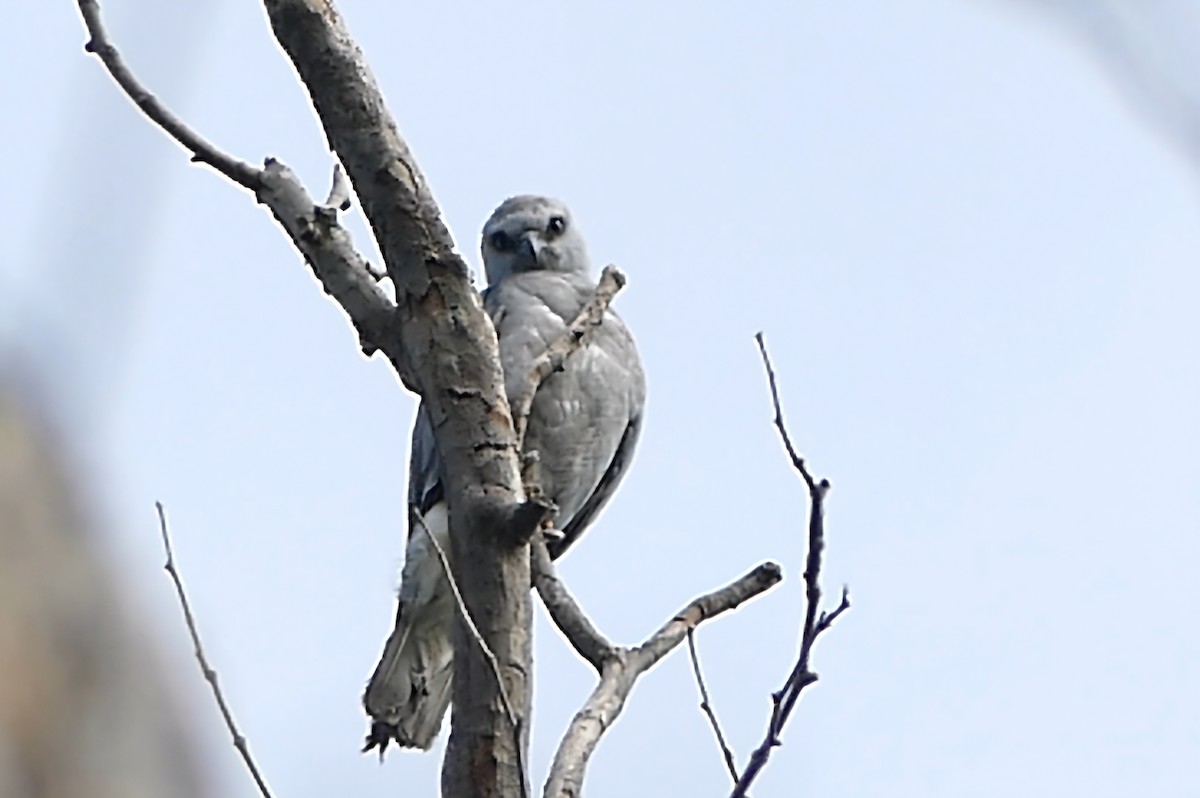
xmin=549 ymin=409 xmax=643 ymax=559
xmin=408 ymin=405 xmax=443 ymax=519
xmin=485 ymin=273 xmax=646 ymax=559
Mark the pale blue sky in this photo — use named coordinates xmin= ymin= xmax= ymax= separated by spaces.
xmin=6 ymin=1 xmax=1200 ymax=796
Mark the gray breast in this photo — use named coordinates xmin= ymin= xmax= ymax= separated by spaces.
xmin=485 ymin=271 xmax=646 ymax=556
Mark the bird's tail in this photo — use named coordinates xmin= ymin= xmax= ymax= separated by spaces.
xmin=363 ymin=502 xmax=455 ymax=753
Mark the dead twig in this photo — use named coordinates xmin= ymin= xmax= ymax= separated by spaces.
xmin=530 ymin=538 xmax=615 ymax=672
xmin=155 ymin=502 xmax=274 ymax=798
xmin=75 ymin=0 xmax=397 ymax=364
xmin=80 ymin=0 xmax=528 ymax=792
xmin=754 ymin=332 xmax=815 ymax=491
xmin=77 ymin=0 xmax=260 ymax=189
xmin=545 ymin=562 xmax=782 ymax=798
xmin=687 ymin=628 xmax=739 ymax=784
xmin=511 ymin=265 xmax=626 ymax=448
xmin=724 ymin=334 xmax=851 ymax=798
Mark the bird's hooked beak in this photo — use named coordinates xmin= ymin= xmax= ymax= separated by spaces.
xmin=513 ymin=232 xmax=544 ymax=272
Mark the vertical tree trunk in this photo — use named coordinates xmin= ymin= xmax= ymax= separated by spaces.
xmin=264 ymin=3 xmax=535 ymax=794
xmin=443 ymin=525 xmax=531 ymax=798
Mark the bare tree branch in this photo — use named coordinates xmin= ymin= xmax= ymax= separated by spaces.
xmin=261 ymin=6 xmax=537 ymax=796
xmin=686 ymin=629 xmax=739 ymax=784
xmin=753 ymin=332 xmax=817 ymax=492
xmin=510 ymin=265 xmax=626 ymax=539
xmin=530 ymin=538 xmax=616 ymax=672
xmin=510 ymin=265 xmax=627 ymax=446
xmin=263 ymin=0 xmax=463 ymax=287
xmin=257 ymin=159 xmax=398 ymax=358
xmin=155 ymin=502 xmax=274 ymax=798
xmin=78 ymin=6 xmax=818 ymax=798
xmin=77 ymin=0 xmax=260 ymax=189
xmin=414 ymin=511 xmax=530 ymax=798
xmin=80 ymin=0 xmax=538 ymax=792
xmin=544 ymin=562 xmax=782 ymax=798
xmin=726 ymin=335 xmax=852 ymax=798
xmin=76 ymin=0 xmax=398 ymax=362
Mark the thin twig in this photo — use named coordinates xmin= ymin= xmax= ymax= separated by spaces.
xmin=414 ymin=512 xmax=529 ymax=798
xmin=511 ymin=265 xmax=626 ymax=447
xmin=76 ymin=0 xmax=398 ymax=365
xmin=687 ymin=629 xmax=740 ymax=784
xmin=728 ymin=335 xmax=852 ymax=798
xmin=531 ymin=538 xmax=615 ymax=672
xmin=817 ymin=585 xmax=853 ymax=635
xmin=80 ymin=0 xmax=521 ymax=790
xmin=754 ymin=332 xmax=816 ymax=492
xmin=155 ymin=502 xmax=274 ymax=798
xmin=77 ymin=0 xmax=261 ymax=189
xmin=545 ymin=562 xmax=782 ymax=798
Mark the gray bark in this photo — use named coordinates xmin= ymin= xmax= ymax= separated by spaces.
xmin=539 ymin=562 xmax=783 ymax=798
xmin=76 ymin=3 xmax=804 ymax=797
xmin=263 ymin=3 xmax=534 ymax=795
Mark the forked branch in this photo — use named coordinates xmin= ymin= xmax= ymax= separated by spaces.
xmin=716 ymin=334 xmax=851 ymax=798
xmin=77 ymin=0 xmax=260 ymax=189
xmin=79 ymin=5 xmax=823 ymax=798
xmin=81 ymin=2 xmax=534 ymax=793
xmin=530 ymin=539 xmax=615 ymax=672
xmin=76 ymin=0 xmax=398 ymax=361
xmin=543 ymin=562 xmax=782 ymax=798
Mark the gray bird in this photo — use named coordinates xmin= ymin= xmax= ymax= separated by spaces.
xmin=362 ymin=196 xmax=646 ymax=753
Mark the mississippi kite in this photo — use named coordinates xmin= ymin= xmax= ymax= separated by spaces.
xmin=363 ymin=196 xmax=646 ymax=752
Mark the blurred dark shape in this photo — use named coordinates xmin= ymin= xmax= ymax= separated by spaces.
xmin=0 ymin=373 xmax=205 ymax=798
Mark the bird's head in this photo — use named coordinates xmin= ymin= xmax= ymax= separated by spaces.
xmin=481 ymin=195 xmax=590 ymax=284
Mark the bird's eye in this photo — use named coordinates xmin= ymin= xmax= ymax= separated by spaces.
xmin=547 ymin=216 xmax=567 ymax=236
xmin=489 ymin=231 xmax=514 ymax=252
